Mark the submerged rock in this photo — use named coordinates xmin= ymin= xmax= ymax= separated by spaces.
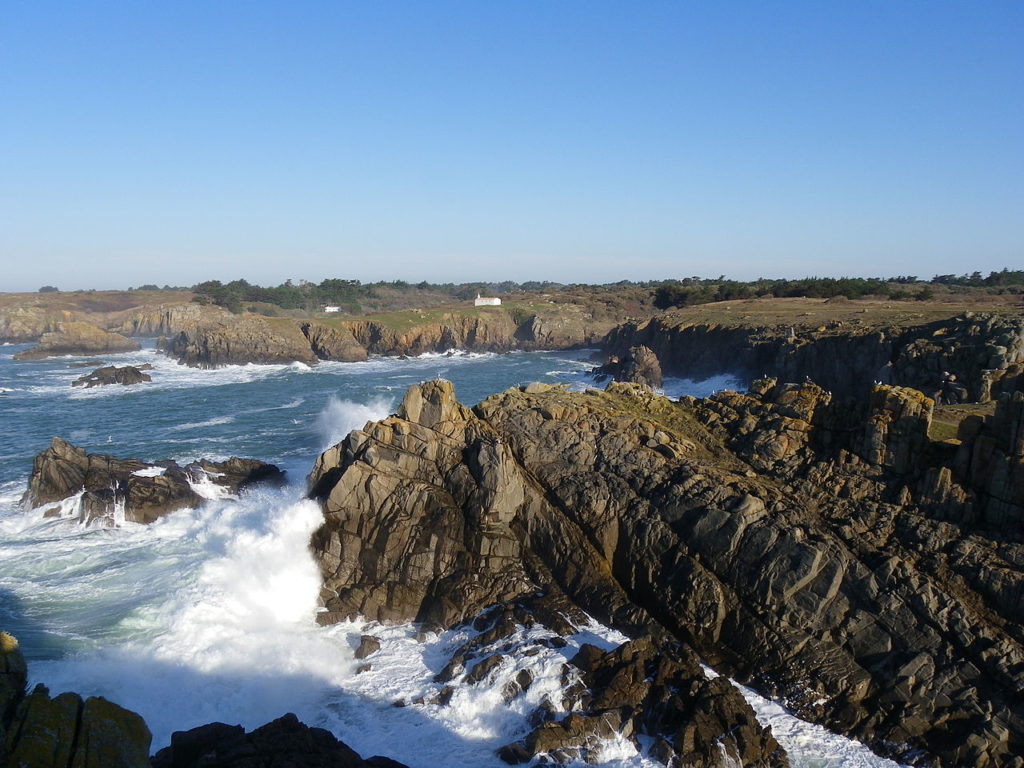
xmin=71 ymin=364 xmax=153 ymax=388
xmin=308 ymin=378 xmax=1024 ymax=767
xmin=22 ymin=437 xmax=286 ymax=525
xmin=13 ymin=322 xmax=140 ymax=361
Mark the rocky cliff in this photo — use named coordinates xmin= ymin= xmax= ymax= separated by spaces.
xmin=13 ymin=322 xmax=141 ymax=361
xmin=308 ymin=379 xmax=1024 ymax=767
xmin=605 ymin=309 xmax=1024 ymax=403
xmin=23 ymin=438 xmax=285 ymax=525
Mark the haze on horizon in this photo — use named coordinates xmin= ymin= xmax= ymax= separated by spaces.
xmin=2 ymin=1 xmax=1021 ymax=293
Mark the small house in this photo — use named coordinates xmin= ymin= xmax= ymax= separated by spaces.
xmin=474 ymin=294 xmax=501 ymax=307
xmin=323 ymin=306 xmax=341 ymax=313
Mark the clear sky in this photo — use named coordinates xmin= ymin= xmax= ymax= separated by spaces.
xmin=2 ymin=1 xmax=1021 ymax=291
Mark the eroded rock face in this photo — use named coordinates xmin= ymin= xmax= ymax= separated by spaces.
xmin=300 ymin=322 xmax=369 ymax=362
xmin=71 ymin=364 xmax=153 ymax=388
xmin=159 ymin=315 xmax=320 ymax=367
xmin=13 ymin=322 xmax=141 ymax=361
xmin=309 ymin=379 xmax=1024 ymax=767
xmin=22 ymin=438 xmax=286 ymax=525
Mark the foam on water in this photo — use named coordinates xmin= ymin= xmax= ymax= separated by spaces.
xmin=316 ymin=395 xmax=394 ymax=449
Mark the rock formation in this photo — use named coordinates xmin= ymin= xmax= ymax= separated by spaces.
xmin=308 ymin=379 xmax=1024 ymax=766
xmin=13 ymin=322 xmax=140 ymax=361
xmin=592 ymin=345 xmax=663 ymax=389
xmin=22 ymin=438 xmax=286 ymax=524
xmin=2 ymin=632 xmax=151 ymax=768
xmin=604 ymin=311 xmax=1024 ymax=403
xmin=72 ymin=364 xmax=153 ymax=388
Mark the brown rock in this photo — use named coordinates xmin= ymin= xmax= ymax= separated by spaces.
xmin=14 ymin=322 xmax=140 ymax=361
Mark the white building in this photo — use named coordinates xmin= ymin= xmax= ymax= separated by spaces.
xmin=323 ymin=305 xmax=341 ymax=313
xmin=474 ymin=294 xmax=501 ymax=307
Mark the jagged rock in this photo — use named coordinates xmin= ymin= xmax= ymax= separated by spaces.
xmin=310 ymin=379 xmax=1024 ymax=767
xmin=72 ymin=364 xmax=153 ymax=388
xmin=13 ymin=322 xmax=140 ymax=360
xmin=150 ymin=713 xmax=406 ymax=768
xmin=22 ymin=438 xmax=285 ymax=524
xmin=593 ymin=345 xmax=663 ymax=389
xmin=300 ymin=322 xmax=368 ymax=362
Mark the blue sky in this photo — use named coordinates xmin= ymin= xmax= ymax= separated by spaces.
xmin=2 ymin=1 xmax=1021 ymax=291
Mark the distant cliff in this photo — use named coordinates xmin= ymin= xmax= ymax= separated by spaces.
xmin=604 ymin=304 xmax=1024 ymax=402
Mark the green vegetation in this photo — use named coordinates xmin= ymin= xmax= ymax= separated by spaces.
xmin=171 ymin=269 xmax=1024 ymax=317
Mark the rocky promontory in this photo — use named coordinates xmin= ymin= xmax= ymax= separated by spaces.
xmin=13 ymin=322 xmax=141 ymax=361
xmin=23 ymin=438 xmax=285 ymax=524
xmin=308 ymin=378 xmax=1024 ymax=766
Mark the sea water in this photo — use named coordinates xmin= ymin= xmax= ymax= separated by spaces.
xmin=0 ymin=342 xmax=901 ymax=767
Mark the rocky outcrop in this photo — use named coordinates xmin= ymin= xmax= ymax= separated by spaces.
xmin=593 ymin=345 xmax=663 ymax=389
xmin=159 ymin=315 xmax=320 ymax=368
xmin=604 ymin=311 xmax=1024 ymax=403
xmin=300 ymin=322 xmax=368 ymax=362
xmin=150 ymin=713 xmax=408 ymax=768
xmin=2 ymin=632 xmax=150 ymax=768
xmin=308 ymin=381 xmax=787 ymax=766
xmin=13 ymin=322 xmax=140 ymax=361
xmin=72 ymin=364 xmax=153 ymax=388
xmin=309 ymin=379 xmax=1024 ymax=766
xmin=22 ymin=438 xmax=286 ymax=525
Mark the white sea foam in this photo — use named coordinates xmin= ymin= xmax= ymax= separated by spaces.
xmin=660 ymin=373 xmax=742 ymax=399
xmin=169 ymin=416 xmax=235 ymax=432
xmin=315 ymin=395 xmax=393 ymax=449
xmin=131 ymin=467 xmax=166 ymax=477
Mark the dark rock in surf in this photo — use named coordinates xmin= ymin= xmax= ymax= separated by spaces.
xmin=22 ymin=437 xmax=286 ymax=525
xmin=1 ymin=634 xmax=151 ymax=768
xmin=72 ymin=364 xmax=153 ymax=388
xmin=150 ymin=712 xmax=409 ymax=768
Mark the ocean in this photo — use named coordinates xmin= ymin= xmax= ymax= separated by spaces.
xmin=0 ymin=341 xmax=902 ymax=767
